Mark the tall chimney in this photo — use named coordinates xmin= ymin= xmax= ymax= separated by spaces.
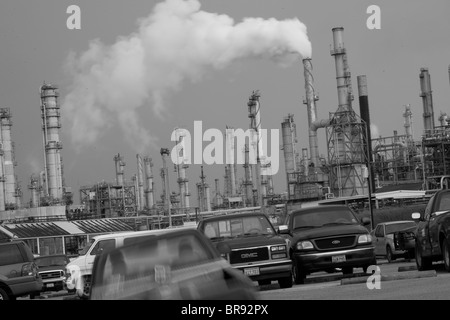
xmin=419 ymin=68 xmax=435 ymax=136
xmin=331 ymin=27 xmax=354 ymax=113
xmin=143 ymin=156 xmax=154 ymax=210
xmin=302 ymin=59 xmax=320 ymax=167
xmin=136 ymin=154 xmax=145 ymax=211
xmin=40 ymin=84 xmax=64 ymax=201
xmin=0 ymin=108 xmax=17 ymax=207
xmin=357 ymin=75 xmax=376 ymax=193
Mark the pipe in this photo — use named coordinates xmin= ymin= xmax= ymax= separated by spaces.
xmin=311 ymin=119 xmax=331 ymax=132
xmin=419 ymin=68 xmax=435 ymax=136
xmin=303 ymin=59 xmax=320 ymax=167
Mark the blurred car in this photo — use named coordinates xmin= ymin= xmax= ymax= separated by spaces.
xmin=89 ymin=228 xmax=258 ymax=300
xmin=0 ymin=241 xmax=42 ymax=300
xmin=33 ymin=254 xmax=72 ymax=298
xmin=197 ymin=212 xmax=293 ymax=288
xmin=370 ymin=221 xmax=417 ymax=263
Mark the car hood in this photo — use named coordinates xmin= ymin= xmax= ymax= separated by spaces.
xmin=37 ymin=265 xmax=66 ymax=272
xmin=210 ymin=234 xmax=286 ymax=250
xmin=291 ymin=224 xmax=369 ymax=242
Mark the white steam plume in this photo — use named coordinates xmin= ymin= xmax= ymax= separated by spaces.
xmin=62 ymin=0 xmax=312 ymax=153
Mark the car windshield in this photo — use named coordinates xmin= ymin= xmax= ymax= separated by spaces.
xmin=91 ymin=233 xmax=213 ymax=300
xmin=35 ymin=256 xmax=67 ymax=267
xmin=385 ymin=222 xmax=416 ymax=234
xmin=79 ymin=239 xmax=95 ymax=255
xmin=293 ymin=207 xmax=359 ymax=230
xmin=201 ymin=215 xmax=275 ymax=239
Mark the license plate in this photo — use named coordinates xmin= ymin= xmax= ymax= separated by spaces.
xmin=332 ymin=255 xmax=346 ymax=263
xmin=46 ymin=283 xmax=54 ymax=288
xmin=244 ymin=267 xmax=260 ymax=276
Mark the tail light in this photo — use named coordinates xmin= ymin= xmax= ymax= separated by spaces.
xmin=21 ymin=262 xmax=39 ymax=278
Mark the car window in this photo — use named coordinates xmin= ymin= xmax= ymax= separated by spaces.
xmin=0 ymin=244 xmax=24 ymax=266
xmin=385 ymin=222 xmax=416 ymax=234
xmin=91 ymin=239 xmax=116 ymax=256
xmin=202 ymin=215 xmax=275 ymax=239
xmin=437 ymin=192 xmax=450 ymax=212
xmin=374 ymin=225 xmax=384 ymax=237
xmin=93 ymin=234 xmax=212 ymax=299
xmin=123 ymin=235 xmax=156 ymax=246
xmin=292 ymin=207 xmax=359 ymax=229
xmin=424 ymin=195 xmax=434 ymax=220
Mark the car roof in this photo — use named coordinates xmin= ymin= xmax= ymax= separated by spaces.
xmin=92 ymin=227 xmax=197 ymax=241
xmin=199 ymin=211 xmax=265 ymax=222
xmin=378 ymin=220 xmax=416 ymax=226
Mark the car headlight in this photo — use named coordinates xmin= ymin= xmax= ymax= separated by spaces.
xmin=358 ymin=234 xmax=372 ymax=244
xmin=296 ymin=241 xmax=314 ymax=250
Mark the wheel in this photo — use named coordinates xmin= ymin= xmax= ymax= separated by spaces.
xmin=443 ymin=239 xmax=450 ymax=272
xmin=342 ymin=267 xmax=353 ymax=275
xmin=278 ymin=276 xmax=293 ymax=289
xmin=415 ymin=242 xmax=432 ymax=271
xmin=386 ymin=246 xmax=395 ymax=263
xmin=257 ymin=280 xmax=271 ymax=286
xmin=292 ymin=262 xmax=306 ymax=285
xmin=0 ymin=288 xmax=10 ymax=300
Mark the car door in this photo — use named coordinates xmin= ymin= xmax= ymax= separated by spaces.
xmin=429 ymin=192 xmax=450 ymax=255
xmin=417 ymin=195 xmax=434 ymax=257
xmin=373 ymin=225 xmax=386 ymax=256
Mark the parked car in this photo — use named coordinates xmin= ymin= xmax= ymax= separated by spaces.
xmin=66 ymin=229 xmax=168 ymax=298
xmin=0 ymin=241 xmax=43 ymax=300
xmin=370 ymin=221 xmax=417 ymax=262
xmin=197 ymin=212 xmax=293 ymax=288
xmin=89 ymin=228 xmax=258 ymax=300
xmin=278 ymin=205 xmax=376 ymax=284
xmin=412 ymin=189 xmax=450 ymax=271
xmin=32 ymin=254 xmax=72 ymax=298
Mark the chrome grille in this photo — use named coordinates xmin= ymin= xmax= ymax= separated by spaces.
xmin=39 ymin=270 xmax=64 ymax=279
xmin=230 ymin=247 xmax=269 ymax=264
xmin=314 ymin=236 xmax=356 ymax=250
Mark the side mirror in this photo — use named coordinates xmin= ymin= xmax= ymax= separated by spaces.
xmin=361 ymin=217 xmax=371 ymax=226
xmin=411 ymin=212 xmax=422 ymax=221
xmin=278 ymin=225 xmax=290 ymax=235
xmin=216 ymin=242 xmax=231 ymax=255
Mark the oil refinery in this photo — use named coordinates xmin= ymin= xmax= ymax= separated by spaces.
xmin=0 ymin=26 xmax=448 ymax=230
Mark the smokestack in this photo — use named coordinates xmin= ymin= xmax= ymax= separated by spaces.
xmin=331 ymin=27 xmax=353 ymax=113
xmin=403 ymin=105 xmax=413 ymax=140
xmin=438 ymin=111 xmax=448 ymax=127
xmin=136 ymin=154 xmax=145 ymax=211
xmin=247 ymin=91 xmax=263 ymax=206
xmin=302 ymin=59 xmax=320 ymax=167
xmin=28 ymin=175 xmax=39 ymax=208
xmin=114 ymin=154 xmax=125 ymax=186
xmin=40 ymin=84 xmax=64 ymax=201
xmin=0 ymin=108 xmax=17 ymax=207
xmin=225 ymin=127 xmax=236 ymax=196
xmin=160 ymin=148 xmax=172 ymax=226
xmin=143 ymin=157 xmax=154 ymax=210
xmin=419 ymin=68 xmax=435 ymax=136
xmin=357 ymin=75 xmax=376 ymax=193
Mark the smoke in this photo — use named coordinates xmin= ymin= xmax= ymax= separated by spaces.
xmin=62 ymin=0 xmax=312 ymax=153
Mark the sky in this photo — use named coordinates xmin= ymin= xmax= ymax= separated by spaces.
xmin=0 ymin=0 xmax=449 ymax=206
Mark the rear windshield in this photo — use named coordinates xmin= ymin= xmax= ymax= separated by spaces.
xmin=292 ymin=207 xmax=359 ymax=230
xmin=35 ymin=256 xmax=68 ymax=267
xmin=201 ymin=215 xmax=275 ymax=239
xmin=0 ymin=243 xmax=24 ymax=266
xmin=385 ymin=222 xmax=416 ymax=234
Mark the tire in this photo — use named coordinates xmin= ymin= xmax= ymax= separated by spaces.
xmin=342 ymin=267 xmax=353 ymax=275
xmin=278 ymin=276 xmax=293 ymax=289
xmin=0 ymin=288 xmax=10 ymax=300
xmin=257 ymin=280 xmax=271 ymax=286
xmin=415 ymin=242 xmax=432 ymax=271
xmin=292 ymin=262 xmax=306 ymax=285
xmin=386 ymin=246 xmax=395 ymax=263
xmin=443 ymin=239 xmax=450 ymax=272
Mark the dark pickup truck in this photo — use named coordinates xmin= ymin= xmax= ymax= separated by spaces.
xmin=197 ymin=212 xmax=293 ymax=288
xmin=412 ymin=189 xmax=450 ymax=271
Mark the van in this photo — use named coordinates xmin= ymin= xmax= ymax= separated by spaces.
xmin=65 ymin=229 xmax=171 ymax=298
xmin=0 ymin=241 xmax=43 ymax=300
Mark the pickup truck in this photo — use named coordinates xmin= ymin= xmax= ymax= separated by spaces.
xmin=412 ymin=189 xmax=450 ymax=271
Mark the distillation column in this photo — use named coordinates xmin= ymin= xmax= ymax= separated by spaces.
xmin=0 ymin=108 xmax=16 ymax=208
xmin=419 ymin=68 xmax=435 ymax=136
xmin=403 ymin=105 xmax=414 ymax=140
xmin=174 ymin=129 xmax=190 ymax=211
xmin=136 ymin=154 xmax=145 ymax=211
xmin=247 ymin=91 xmax=263 ymax=206
xmin=161 ymin=148 xmax=172 ymax=225
xmin=40 ymin=84 xmax=64 ymax=201
xmin=303 ymin=59 xmax=320 ymax=167
xmin=28 ymin=175 xmax=39 ymax=208
xmin=281 ymin=114 xmax=297 ymax=197
xmin=243 ymin=145 xmax=254 ymax=207
xmin=143 ymin=156 xmax=155 ymax=210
